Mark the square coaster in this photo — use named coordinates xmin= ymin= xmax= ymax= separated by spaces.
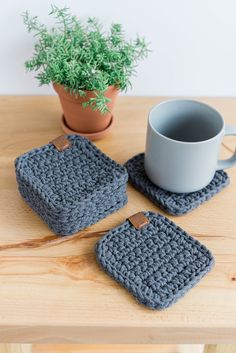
xmin=96 ymin=211 xmax=214 ymax=309
xmin=124 ymin=153 xmax=229 ymax=216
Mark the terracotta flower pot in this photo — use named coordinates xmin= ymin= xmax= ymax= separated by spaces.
xmin=53 ymin=83 xmax=119 ymax=140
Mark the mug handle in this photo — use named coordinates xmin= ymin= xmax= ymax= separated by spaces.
xmin=217 ymin=125 xmax=236 ymax=170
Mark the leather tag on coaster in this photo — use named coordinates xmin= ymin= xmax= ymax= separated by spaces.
xmin=51 ymin=135 xmax=71 ymax=151
xmin=128 ymin=212 xmax=149 ymax=229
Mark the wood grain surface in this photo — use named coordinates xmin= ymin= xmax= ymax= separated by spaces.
xmin=0 ymin=96 xmax=236 ymax=343
xmin=204 ymin=345 xmax=236 ymax=353
xmin=0 ymin=344 xmax=206 ymax=353
xmin=33 ymin=344 xmax=204 ymax=353
xmin=2 ymin=344 xmax=236 ymax=353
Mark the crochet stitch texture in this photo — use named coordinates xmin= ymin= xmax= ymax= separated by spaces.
xmin=15 ymin=135 xmax=128 ymax=235
xmin=125 ymin=153 xmax=229 ymax=216
xmin=96 ymin=211 xmax=214 ymax=309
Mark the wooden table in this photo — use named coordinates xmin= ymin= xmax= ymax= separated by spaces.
xmin=0 ymin=96 xmax=236 ymax=350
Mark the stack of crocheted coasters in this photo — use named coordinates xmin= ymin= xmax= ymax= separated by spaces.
xmin=125 ymin=153 xmax=230 ymax=215
xmin=15 ymin=135 xmax=128 ymax=235
xmin=96 ymin=211 xmax=214 ymax=309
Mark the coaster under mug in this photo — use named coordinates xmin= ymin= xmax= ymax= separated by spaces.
xmin=125 ymin=153 xmax=230 ymax=216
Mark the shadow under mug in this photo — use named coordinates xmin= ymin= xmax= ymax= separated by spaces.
xmin=144 ymin=99 xmax=236 ymax=193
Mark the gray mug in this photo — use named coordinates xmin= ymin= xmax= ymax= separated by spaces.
xmin=144 ymin=99 xmax=236 ymax=193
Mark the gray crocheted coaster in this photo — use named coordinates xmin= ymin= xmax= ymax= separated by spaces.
xmin=125 ymin=153 xmax=229 ymax=216
xmin=96 ymin=211 xmax=214 ymax=310
xmin=15 ymin=135 xmax=128 ymax=235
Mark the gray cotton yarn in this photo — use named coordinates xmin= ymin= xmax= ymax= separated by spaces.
xmin=15 ymin=135 xmax=128 ymax=235
xmin=125 ymin=153 xmax=230 ymax=216
xmin=96 ymin=211 xmax=215 ymax=310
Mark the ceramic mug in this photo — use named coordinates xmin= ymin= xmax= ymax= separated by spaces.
xmin=144 ymin=99 xmax=236 ymax=193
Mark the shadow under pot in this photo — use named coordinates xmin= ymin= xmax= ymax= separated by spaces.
xmin=53 ymin=83 xmax=119 ymax=140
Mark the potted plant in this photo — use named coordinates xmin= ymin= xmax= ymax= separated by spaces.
xmin=23 ymin=5 xmax=149 ymax=140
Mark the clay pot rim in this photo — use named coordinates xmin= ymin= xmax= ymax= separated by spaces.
xmin=61 ymin=114 xmax=114 ymax=141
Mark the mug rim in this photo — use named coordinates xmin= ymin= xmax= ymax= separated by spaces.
xmin=148 ymin=99 xmax=225 ymax=145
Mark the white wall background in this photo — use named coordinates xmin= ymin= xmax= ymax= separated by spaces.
xmin=1 ymin=0 xmax=236 ymax=96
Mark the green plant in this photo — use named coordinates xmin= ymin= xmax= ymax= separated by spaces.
xmin=22 ymin=5 xmax=149 ymax=114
